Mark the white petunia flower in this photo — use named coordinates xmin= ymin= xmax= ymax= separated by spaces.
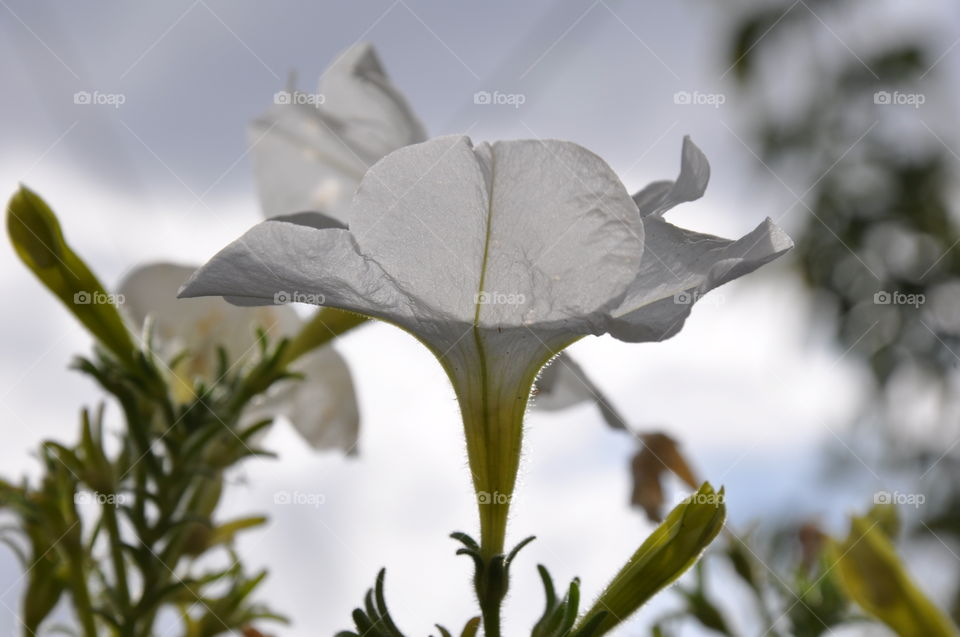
xmin=252 ymin=42 xmax=617 ymax=425
xmin=181 ymin=135 xmax=791 ymax=556
xmin=119 ymin=263 xmax=359 ymax=454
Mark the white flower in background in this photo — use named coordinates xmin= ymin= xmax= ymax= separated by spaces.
xmin=119 ymin=263 xmax=359 ymax=454
xmin=181 ymin=134 xmax=792 ymax=557
xmin=252 ymin=42 xmax=618 ymax=426
xmin=251 ymin=42 xmax=427 ymax=225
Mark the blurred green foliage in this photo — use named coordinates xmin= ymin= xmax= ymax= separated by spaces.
xmin=651 ymin=2 xmax=960 ymax=634
xmin=2 ymin=188 xmax=289 ymax=637
xmin=732 ymin=0 xmax=960 ymax=608
xmin=729 ymin=0 xmax=960 ymax=386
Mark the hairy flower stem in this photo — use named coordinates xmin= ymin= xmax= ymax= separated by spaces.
xmin=482 ymin=602 xmax=502 ymax=637
xmin=451 ymin=336 xmax=551 ymax=637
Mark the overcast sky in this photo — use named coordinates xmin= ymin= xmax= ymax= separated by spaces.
xmin=2 ymin=1 xmax=959 ymax=635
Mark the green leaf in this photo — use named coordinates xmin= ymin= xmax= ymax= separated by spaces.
xmin=830 ymin=515 xmax=957 ymax=637
xmin=22 ymin=558 xmax=65 ymax=635
xmin=339 ymin=568 xmax=406 ymax=637
xmin=531 ymin=564 xmax=606 ymax=637
xmin=459 ymin=617 xmax=481 ymax=637
xmin=207 ymin=516 xmax=268 ymax=548
xmin=576 ymin=482 xmax=726 ymax=636
xmin=6 ymin=186 xmax=136 ymax=368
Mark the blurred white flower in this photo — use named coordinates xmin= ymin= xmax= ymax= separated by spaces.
xmin=181 ymin=134 xmax=792 ymax=554
xmin=119 ymin=263 xmax=359 ymax=454
xmin=251 ymin=42 xmax=427 ymax=225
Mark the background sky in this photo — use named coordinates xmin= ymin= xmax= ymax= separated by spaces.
xmin=2 ymin=1 xmax=958 ymax=635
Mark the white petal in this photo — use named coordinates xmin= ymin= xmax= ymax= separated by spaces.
xmin=632 ymin=136 xmax=710 ymax=217
xmin=317 ymin=43 xmax=427 ymax=159
xmin=631 ymin=180 xmax=673 ymax=214
xmin=534 ymin=352 xmax=625 ymax=429
xmin=283 ymin=345 xmax=360 ymax=453
xmin=250 ymin=108 xmax=367 ymax=226
xmin=609 ymin=217 xmax=793 ymax=342
xmin=349 ymin=135 xmax=644 ymax=341
xmin=178 ymin=218 xmax=416 ymax=326
xmin=250 ymin=42 xmax=426 ymax=225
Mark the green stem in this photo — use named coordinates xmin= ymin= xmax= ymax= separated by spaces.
xmin=101 ymin=502 xmax=132 ymax=621
xmin=65 ymin=550 xmax=98 ymax=637
xmin=279 ymin=307 xmax=367 ymax=368
xmin=133 ymin=475 xmax=221 ymax=635
xmin=158 ymin=474 xmax=222 ymax=568
xmin=482 ymin=600 xmax=502 ymax=637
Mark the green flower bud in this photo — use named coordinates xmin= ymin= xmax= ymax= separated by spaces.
xmin=7 ymin=186 xmax=136 ymax=368
xmin=576 ymin=482 xmax=726 ymax=636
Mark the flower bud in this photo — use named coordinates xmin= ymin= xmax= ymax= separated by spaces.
xmin=7 ymin=186 xmax=136 ymax=367
xmin=577 ymin=482 xmax=726 ymax=636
